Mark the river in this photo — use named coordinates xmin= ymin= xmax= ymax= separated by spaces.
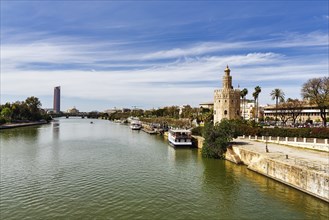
xmin=0 ymin=118 xmax=328 ymax=219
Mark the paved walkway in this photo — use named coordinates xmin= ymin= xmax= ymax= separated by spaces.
xmin=233 ymin=137 xmax=329 ymax=173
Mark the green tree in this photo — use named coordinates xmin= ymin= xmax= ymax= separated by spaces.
xmin=270 ymin=88 xmax=285 ymax=124
xmin=25 ymin=96 xmax=42 ymax=121
xmin=199 ymin=107 xmax=213 ymax=124
xmin=1 ymin=107 xmax=13 ymax=122
xmin=240 ymin=88 xmax=248 ymax=120
xmin=301 ymin=77 xmax=329 ymax=127
xmin=285 ymin=98 xmax=303 ymax=126
xmin=253 ymin=86 xmax=261 ymax=122
xmin=202 ymin=119 xmax=236 ymax=159
xmin=181 ymin=105 xmax=193 ymax=119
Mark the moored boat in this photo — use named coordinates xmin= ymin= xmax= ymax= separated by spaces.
xmin=130 ymin=120 xmax=142 ymax=130
xmin=168 ymin=129 xmax=192 ymax=147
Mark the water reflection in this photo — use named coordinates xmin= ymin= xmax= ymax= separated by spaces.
xmin=0 ymin=125 xmax=40 ymax=141
xmin=52 ymin=120 xmax=60 ymax=140
xmin=223 ymin=161 xmax=329 ymax=219
xmin=198 ymin=158 xmax=240 ymax=219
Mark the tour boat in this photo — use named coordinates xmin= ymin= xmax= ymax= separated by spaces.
xmin=168 ymin=129 xmax=192 ymax=147
xmin=130 ymin=120 xmax=142 ymax=130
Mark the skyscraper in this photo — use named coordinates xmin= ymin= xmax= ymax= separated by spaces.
xmin=53 ymin=86 xmax=61 ymax=113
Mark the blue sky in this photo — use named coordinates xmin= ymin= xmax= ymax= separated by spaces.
xmin=1 ymin=1 xmax=328 ymax=111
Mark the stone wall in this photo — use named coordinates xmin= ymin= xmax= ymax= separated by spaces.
xmin=227 ymin=146 xmax=329 ymax=202
xmin=192 ymin=135 xmax=205 ymax=149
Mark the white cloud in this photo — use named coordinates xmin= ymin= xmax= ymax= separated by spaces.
xmin=2 ymin=50 xmax=327 ymax=110
xmin=1 ymin=31 xmax=328 ymax=110
xmin=2 ymin=31 xmax=328 ymax=70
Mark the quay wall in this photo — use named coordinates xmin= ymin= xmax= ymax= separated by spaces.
xmin=227 ymin=146 xmax=329 ymax=202
xmin=192 ymin=136 xmax=204 ymax=149
xmin=0 ymin=121 xmax=48 ymax=130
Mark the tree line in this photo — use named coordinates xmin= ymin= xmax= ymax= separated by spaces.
xmin=0 ymin=97 xmax=51 ymax=125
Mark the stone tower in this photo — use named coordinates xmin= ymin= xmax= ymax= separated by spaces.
xmin=213 ymin=66 xmax=241 ymax=123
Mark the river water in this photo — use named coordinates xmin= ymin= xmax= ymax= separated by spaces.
xmin=0 ymin=118 xmax=328 ymax=219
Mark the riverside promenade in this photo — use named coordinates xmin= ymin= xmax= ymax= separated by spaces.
xmin=228 ymin=137 xmax=329 ymax=202
xmin=233 ymin=137 xmax=329 ymax=166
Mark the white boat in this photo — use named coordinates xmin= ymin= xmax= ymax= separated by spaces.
xmin=168 ymin=129 xmax=192 ymax=147
xmin=130 ymin=120 xmax=142 ymax=130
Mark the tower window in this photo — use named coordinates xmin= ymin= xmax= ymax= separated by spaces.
xmin=224 ymin=110 xmax=227 ymax=115
xmin=225 ymin=100 xmax=227 ymax=103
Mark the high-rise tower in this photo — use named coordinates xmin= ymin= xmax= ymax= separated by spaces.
xmin=53 ymin=86 xmax=61 ymax=113
xmin=213 ymin=66 xmax=240 ymax=123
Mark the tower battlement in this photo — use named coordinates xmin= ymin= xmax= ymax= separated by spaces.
xmin=213 ymin=66 xmax=241 ymax=123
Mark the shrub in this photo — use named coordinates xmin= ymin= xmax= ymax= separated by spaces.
xmin=191 ymin=126 xmax=204 ymax=136
xmin=0 ymin=117 xmax=6 ymax=125
xmin=202 ymin=120 xmax=236 ymax=159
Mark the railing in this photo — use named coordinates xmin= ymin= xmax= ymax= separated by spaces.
xmin=239 ymin=135 xmax=328 ymax=152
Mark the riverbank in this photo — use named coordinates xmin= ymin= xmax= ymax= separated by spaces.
xmin=226 ymin=138 xmax=329 ymax=202
xmin=0 ymin=121 xmax=49 ymax=130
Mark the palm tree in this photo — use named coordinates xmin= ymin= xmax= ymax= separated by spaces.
xmin=252 ymin=86 xmax=261 ymax=121
xmin=270 ymin=88 xmax=285 ymax=124
xmin=240 ymin=88 xmax=248 ymax=120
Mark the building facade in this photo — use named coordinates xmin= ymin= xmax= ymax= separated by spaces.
xmin=199 ymin=102 xmax=214 ymax=109
xmin=263 ymin=102 xmax=328 ymax=125
xmin=53 ymin=86 xmax=61 ymax=113
xmin=67 ymin=106 xmax=79 ymax=114
xmin=213 ymin=66 xmax=240 ymax=123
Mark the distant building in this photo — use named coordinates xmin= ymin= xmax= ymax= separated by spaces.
xmin=199 ymin=102 xmax=214 ymax=109
xmin=105 ymin=108 xmax=118 ymax=115
xmin=240 ymin=99 xmax=256 ymax=120
xmin=263 ymin=101 xmax=328 ymax=124
xmin=67 ymin=106 xmax=79 ymax=114
xmin=53 ymin=86 xmax=61 ymax=113
xmin=213 ymin=66 xmax=240 ymax=123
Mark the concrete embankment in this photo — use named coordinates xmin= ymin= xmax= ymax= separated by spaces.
xmin=226 ymin=139 xmax=329 ymax=202
xmin=0 ymin=121 xmax=49 ymax=130
xmin=192 ymin=135 xmax=205 ymax=149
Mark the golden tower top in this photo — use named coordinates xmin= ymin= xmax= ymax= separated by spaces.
xmin=222 ymin=65 xmax=232 ymax=89
xmin=224 ymin=65 xmax=231 ymax=76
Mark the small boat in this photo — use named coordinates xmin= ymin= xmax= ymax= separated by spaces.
xmin=168 ymin=129 xmax=192 ymax=147
xmin=130 ymin=120 xmax=142 ymax=130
